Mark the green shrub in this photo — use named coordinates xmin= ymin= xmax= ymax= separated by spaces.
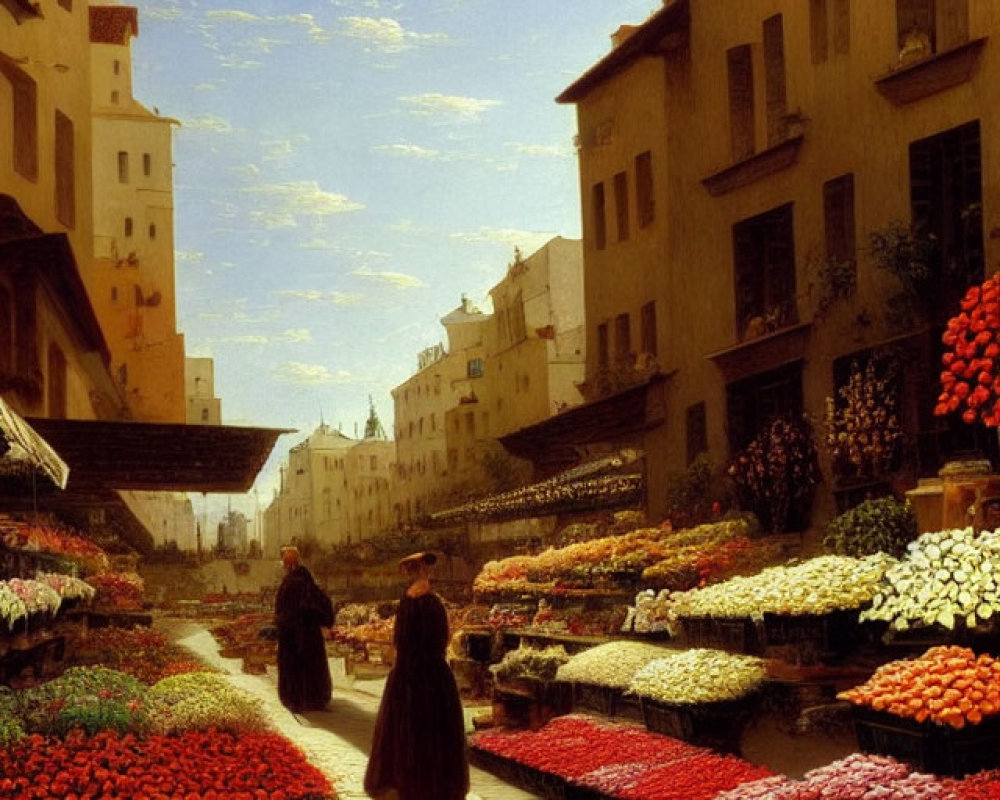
xmin=824 ymin=497 xmax=917 ymax=558
xmin=147 ymin=671 xmax=265 ymax=735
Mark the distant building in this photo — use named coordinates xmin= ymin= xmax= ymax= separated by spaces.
xmin=120 ymin=491 xmax=196 ymax=551
xmin=88 ymin=5 xmax=186 ymax=423
xmin=262 ymin=403 xmax=394 ymax=555
xmin=217 ymin=509 xmax=249 ymax=555
xmin=185 ymin=357 xmax=222 ymax=425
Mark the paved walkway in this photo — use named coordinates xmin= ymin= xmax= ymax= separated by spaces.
xmin=163 ymin=619 xmax=539 ymax=800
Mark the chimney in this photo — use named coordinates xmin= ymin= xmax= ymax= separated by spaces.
xmin=611 ymin=24 xmax=639 ymax=48
xmin=461 ymin=293 xmax=470 ymax=313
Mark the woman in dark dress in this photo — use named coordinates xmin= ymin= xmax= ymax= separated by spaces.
xmin=364 ymin=551 xmax=469 ymax=800
xmin=275 ymin=546 xmax=334 ymax=712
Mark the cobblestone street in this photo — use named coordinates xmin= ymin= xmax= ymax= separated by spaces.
xmin=164 ymin=619 xmax=538 ymax=800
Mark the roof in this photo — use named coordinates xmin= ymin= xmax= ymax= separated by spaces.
xmin=556 ymin=0 xmax=689 ymax=104
xmin=24 ymin=418 xmax=292 ymax=493
xmin=89 ymin=5 xmax=139 ymax=45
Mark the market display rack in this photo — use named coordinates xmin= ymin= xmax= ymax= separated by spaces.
xmin=469 ymin=748 xmax=618 ymax=800
xmin=853 ymin=705 xmax=1000 ymax=777
xmin=639 ymin=693 xmax=761 ymax=754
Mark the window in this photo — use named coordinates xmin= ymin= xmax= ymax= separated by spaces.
xmin=54 ymin=111 xmax=74 ymax=227
xmin=640 ymin=301 xmax=658 ymax=356
xmin=430 ymin=413 xmax=436 ymax=431
xmin=635 ymin=151 xmax=654 ymax=228
xmin=467 ymin=358 xmax=484 ymax=378
xmin=811 ymin=0 xmax=850 ymax=62
xmin=47 ymin=343 xmax=67 ymax=419
xmin=148 ymin=223 xmax=156 ymax=239
xmin=909 ymin=120 xmax=983 ymax=316
xmin=614 ymin=313 xmax=631 ymax=364
xmin=732 ymin=203 xmax=797 ymax=339
xmin=597 ymin=323 xmax=609 ymax=370
xmin=113 ymin=59 xmax=120 ymax=75
xmin=727 ymin=44 xmax=755 ymax=162
xmin=143 ymin=153 xmax=151 ymax=176
xmin=111 ymin=91 xmax=119 ymax=105
xmin=810 ymin=0 xmax=829 ymax=63
xmin=0 ymin=61 xmax=37 ymax=181
xmin=823 ymin=173 xmax=856 ymax=270
xmin=201 ymin=408 xmax=209 ymax=422
xmin=370 ymin=455 xmax=377 ymax=470
xmin=686 ymin=402 xmax=707 ymax=466
xmin=763 ymin=14 xmax=787 ymax=147
xmin=111 ymin=286 xmax=118 ymax=302
xmin=117 ymin=150 xmax=129 ymax=183
xmin=897 ymin=0 xmax=968 ymax=56
xmin=726 ymin=362 xmax=804 ymax=454
xmin=419 ymin=418 xmax=423 ymax=435
xmin=592 ymin=182 xmax=607 ymax=250
xmin=508 ymin=292 xmax=527 ymax=343
xmin=832 ymin=0 xmax=851 ymax=54
xmin=124 ymin=217 xmax=133 ymax=237
xmin=613 ymin=171 xmax=629 ymax=241
xmin=0 ymin=286 xmax=11 ymax=374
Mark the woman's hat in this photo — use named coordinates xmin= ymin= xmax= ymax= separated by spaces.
xmin=399 ymin=551 xmax=437 ymax=570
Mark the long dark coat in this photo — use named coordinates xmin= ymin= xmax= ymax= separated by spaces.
xmin=364 ymin=591 xmax=469 ymax=800
xmin=275 ymin=564 xmax=334 ymax=712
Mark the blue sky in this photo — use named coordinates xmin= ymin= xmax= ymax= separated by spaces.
xmin=126 ymin=0 xmax=660 ymax=516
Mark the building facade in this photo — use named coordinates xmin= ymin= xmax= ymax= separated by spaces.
xmin=185 ymin=357 xmax=222 ymax=425
xmin=88 ymin=5 xmax=186 ymax=423
xmin=550 ymin=0 xmax=1000 ymax=522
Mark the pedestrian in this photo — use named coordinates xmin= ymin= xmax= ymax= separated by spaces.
xmin=364 ymin=551 xmax=469 ymax=800
xmin=275 ymin=545 xmax=334 ymax=712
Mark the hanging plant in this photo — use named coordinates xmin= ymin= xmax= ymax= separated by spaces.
xmin=934 ymin=272 xmax=1000 ymax=426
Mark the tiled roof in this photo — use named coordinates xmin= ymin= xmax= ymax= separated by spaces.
xmin=89 ymin=5 xmax=138 ymax=45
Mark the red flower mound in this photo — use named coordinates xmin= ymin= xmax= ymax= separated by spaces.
xmin=0 ymin=729 xmax=335 ymax=800
xmin=619 ymin=752 xmax=775 ymax=800
xmin=936 ymin=273 xmax=1000 ymax=426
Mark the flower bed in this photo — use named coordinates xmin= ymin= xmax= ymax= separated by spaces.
xmin=470 ymin=714 xmax=773 ymax=800
xmin=69 ymin=627 xmax=209 ymax=685
xmin=0 ymin=728 xmax=335 ymax=799
xmin=860 ymin=528 xmax=1000 ymax=633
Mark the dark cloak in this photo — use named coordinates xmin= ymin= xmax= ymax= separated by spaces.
xmin=275 ymin=564 xmax=334 ymax=712
xmin=364 ymin=591 xmax=469 ymax=800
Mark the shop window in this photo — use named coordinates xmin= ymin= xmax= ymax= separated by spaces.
xmin=686 ymin=402 xmax=707 ymax=466
xmin=824 ymin=173 xmax=856 ymax=265
xmin=614 ymin=171 xmax=629 ymax=241
xmin=117 ymin=150 xmax=129 ymax=183
xmin=726 ymin=362 xmax=803 ymax=455
xmin=732 ymin=203 xmax=797 ymax=340
xmin=727 ymin=44 xmax=755 ymax=161
xmin=640 ymin=301 xmax=658 ymax=357
xmin=0 ymin=61 xmax=38 ymax=181
xmin=614 ymin=313 xmax=631 ymax=365
xmin=909 ymin=120 xmax=983 ymax=316
xmin=635 ymin=151 xmax=654 ymax=229
xmin=47 ymin=343 xmax=67 ymax=419
xmin=54 ymin=111 xmax=74 ymax=227
xmin=597 ymin=323 xmax=609 ymax=370
xmin=763 ymin=14 xmax=787 ymax=147
xmin=592 ymin=182 xmax=607 ymax=250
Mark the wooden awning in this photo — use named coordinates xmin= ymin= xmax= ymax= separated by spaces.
xmin=24 ymin=418 xmax=293 ymax=493
xmin=498 ymin=374 xmax=669 ymax=471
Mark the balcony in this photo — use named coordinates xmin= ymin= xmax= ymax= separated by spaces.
xmin=702 ymin=134 xmax=804 ymax=197
xmin=875 ymin=37 xmax=987 ymax=105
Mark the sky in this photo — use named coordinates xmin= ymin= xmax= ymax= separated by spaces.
xmin=125 ymin=0 xmax=662 ymax=521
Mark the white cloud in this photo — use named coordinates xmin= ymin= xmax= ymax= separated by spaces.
xmin=206 ymin=9 xmax=263 ymax=23
xmin=175 ymin=250 xmax=205 ymax=265
xmin=372 ymin=143 xmax=443 ymax=160
xmin=280 ymin=14 xmax=332 ymax=43
xmin=299 ymin=238 xmax=338 ymax=250
xmin=194 ymin=82 xmax=219 ymax=92
xmin=451 ymin=227 xmax=555 ymax=251
xmin=399 ymin=93 xmax=500 ymax=119
xmin=243 ymin=181 xmax=364 ymax=229
xmin=278 ymin=329 xmax=312 ymax=343
xmin=273 ymin=362 xmax=364 ymax=385
xmin=233 ymin=163 xmax=261 ymax=178
xmin=262 ymin=136 xmax=309 ymax=162
xmin=352 ymin=266 xmax=424 ymax=289
xmin=275 ymin=289 xmax=364 ymax=306
xmin=216 ymin=53 xmax=263 ymax=70
xmin=340 ymin=16 xmax=448 ymax=53
xmin=506 ymin=142 xmax=572 ymax=158
xmin=219 ymin=334 xmax=270 ymax=344
xmin=180 ymin=114 xmax=233 ymax=134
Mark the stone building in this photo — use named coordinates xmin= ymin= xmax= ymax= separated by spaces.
xmin=521 ymin=0 xmax=1000 ymax=523
xmin=185 ymin=357 xmax=222 ymax=425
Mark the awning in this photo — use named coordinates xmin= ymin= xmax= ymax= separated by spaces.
xmin=498 ymin=373 xmax=669 ymax=471
xmin=24 ymin=418 xmax=293 ymax=493
xmin=0 ymin=398 xmax=69 ymax=489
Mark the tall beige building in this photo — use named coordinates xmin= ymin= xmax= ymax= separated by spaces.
xmin=521 ymin=0 xmax=1000 ymax=523
xmin=262 ymin=406 xmax=394 ymax=555
xmin=88 ymin=5 xmax=186 ymax=423
xmin=185 ymin=357 xmax=222 ymax=425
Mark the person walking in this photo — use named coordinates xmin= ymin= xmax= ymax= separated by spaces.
xmin=364 ymin=551 xmax=469 ymax=800
xmin=275 ymin=545 xmax=335 ymax=712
